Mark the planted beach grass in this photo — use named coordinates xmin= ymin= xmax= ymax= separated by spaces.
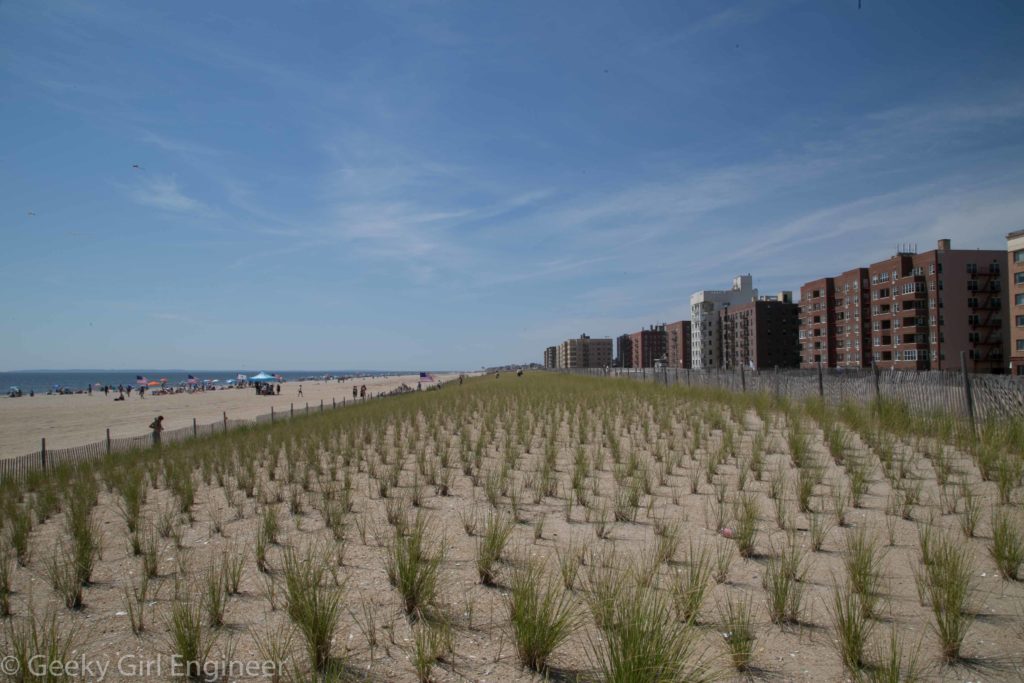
xmin=0 ymin=371 xmax=1020 ymax=680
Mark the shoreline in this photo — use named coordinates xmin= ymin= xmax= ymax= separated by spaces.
xmin=0 ymin=373 xmax=463 ymax=459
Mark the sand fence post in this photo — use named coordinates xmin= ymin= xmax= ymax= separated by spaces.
xmin=41 ymin=438 xmax=46 ymax=471
xmin=306 ymin=402 xmax=309 ymax=415
xmin=320 ymin=399 xmax=324 ymax=413
xmin=290 ymin=403 xmax=294 ymax=418
xmin=271 ymin=406 xmax=275 ymax=423
xmin=332 ymin=397 xmax=336 ymax=409
xmin=872 ymin=362 xmax=881 ymax=402
xmin=223 ymin=411 xmax=227 ymax=432
xmin=960 ymin=350 xmax=976 ymax=430
xmin=817 ymin=361 xmax=824 ymax=398
xmin=106 ymin=428 xmax=111 ymax=455
xmin=193 ymin=418 xmax=197 ymax=437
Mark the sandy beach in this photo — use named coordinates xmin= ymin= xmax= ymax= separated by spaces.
xmin=0 ymin=373 xmax=462 ymax=458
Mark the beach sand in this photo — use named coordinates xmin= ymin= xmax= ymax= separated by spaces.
xmin=0 ymin=373 xmax=462 ymax=458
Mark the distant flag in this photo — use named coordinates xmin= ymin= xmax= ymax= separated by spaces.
xmin=187 ymin=374 xmax=198 ymax=385
xmin=419 ymin=372 xmax=435 ymax=382
xmin=136 ymin=375 xmax=147 ymax=386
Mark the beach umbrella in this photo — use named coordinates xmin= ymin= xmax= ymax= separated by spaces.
xmin=147 ymin=380 xmax=160 ymax=387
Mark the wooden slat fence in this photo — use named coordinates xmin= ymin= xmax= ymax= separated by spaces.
xmin=0 ymin=378 xmax=458 ymax=482
xmin=563 ymin=366 xmax=1024 ymax=422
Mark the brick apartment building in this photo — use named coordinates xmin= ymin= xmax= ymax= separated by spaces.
xmin=1009 ymin=230 xmax=1024 ymax=375
xmin=867 ymin=240 xmax=1006 ymax=372
xmin=799 ymin=268 xmax=872 ymax=369
xmin=615 ymin=334 xmax=633 ymax=368
xmin=664 ymin=320 xmax=692 ymax=368
xmin=543 ymin=346 xmax=557 ymax=369
xmin=630 ymin=325 xmax=668 ymax=368
xmin=720 ymin=295 xmax=800 ymax=370
xmin=555 ymin=334 xmax=613 ymax=368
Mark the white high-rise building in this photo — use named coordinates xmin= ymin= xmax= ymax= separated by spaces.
xmin=690 ymin=275 xmax=757 ymax=369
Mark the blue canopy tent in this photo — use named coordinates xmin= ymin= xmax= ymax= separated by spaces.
xmin=250 ymin=372 xmax=277 ymax=382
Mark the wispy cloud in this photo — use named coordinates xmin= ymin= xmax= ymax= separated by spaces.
xmin=129 ymin=176 xmax=204 ymax=213
xmin=139 ymin=131 xmax=224 ymax=159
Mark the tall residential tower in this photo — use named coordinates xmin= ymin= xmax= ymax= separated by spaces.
xmin=690 ymin=275 xmax=757 ymax=369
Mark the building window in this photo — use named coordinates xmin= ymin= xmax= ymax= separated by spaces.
xmin=1016 ymin=272 xmax=1024 ymax=285
xmin=1017 ymin=315 xmax=1024 ymax=327
xmin=1017 ymin=339 xmax=1024 ymax=351
xmin=967 ymin=263 xmax=977 ymax=274
xmin=1015 ymin=250 xmax=1024 ymax=264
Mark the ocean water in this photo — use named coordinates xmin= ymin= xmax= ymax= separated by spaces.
xmin=1 ymin=370 xmax=414 ymax=394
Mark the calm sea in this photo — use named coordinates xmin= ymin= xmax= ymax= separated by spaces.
xmin=1 ymin=370 xmax=414 ymax=394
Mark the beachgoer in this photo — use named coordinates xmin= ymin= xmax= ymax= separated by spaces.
xmin=126 ymin=385 xmax=132 ymax=397
xmin=352 ymin=385 xmax=357 ymax=399
xmin=276 ymin=384 xmax=281 ymax=395
xmin=459 ymin=375 xmax=464 ymax=385
xmin=360 ymin=385 xmax=366 ymax=399
xmin=298 ymin=385 xmax=303 ymax=397
xmin=149 ymin=415 xmax=164 ymax=446
xmin=417 ymin=381 xmax=421 ymax=391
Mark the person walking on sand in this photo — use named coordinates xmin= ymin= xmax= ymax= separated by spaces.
xmin=149 ymin=415 xmax=164 ymax=446
xmin=352 ymin=385 xmax=357 ymax=400
xmin=298 ymin=384 xmax=303 ymax=397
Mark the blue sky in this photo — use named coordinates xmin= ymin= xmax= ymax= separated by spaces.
xmin=2 ymin=1 xmax=1023 ymax=370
